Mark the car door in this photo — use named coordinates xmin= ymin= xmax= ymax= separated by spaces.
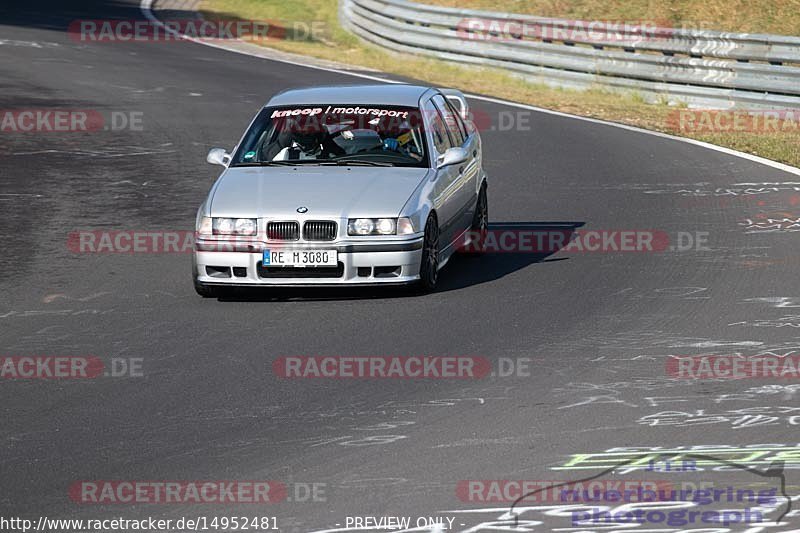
xmin=431 ymin=94 xmax=480 ymax=245
xmin=422 ymin=97 xmax=460 ymax=248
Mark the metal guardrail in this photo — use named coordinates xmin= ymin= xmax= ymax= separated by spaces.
xmin=340 ymin=0 xmax=800 ymax=108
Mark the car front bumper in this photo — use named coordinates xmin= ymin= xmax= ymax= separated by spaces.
xmin=193 ymin=237 xmax=424 ymax=286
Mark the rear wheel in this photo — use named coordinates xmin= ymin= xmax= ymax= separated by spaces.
xmin=417 ymin=213 xmax=440 ymax=292
xmin=468 ymin=183 xmax=488 ymax=255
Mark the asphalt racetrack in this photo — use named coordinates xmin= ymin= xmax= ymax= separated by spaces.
xmin=2 ymin=0 xmax=800 ymax=531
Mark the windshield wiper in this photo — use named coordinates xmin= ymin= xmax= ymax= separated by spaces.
xmin=322 ymin=159 xmax=394 ymax=167
xmin=230 ymin=160 xmax=324 ymax=167
xmin=231 ymin=159 xmax=395 ymax=167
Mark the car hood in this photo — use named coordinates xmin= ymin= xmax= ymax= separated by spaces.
xmin=209 ymin=166 xmax=430 ymax=218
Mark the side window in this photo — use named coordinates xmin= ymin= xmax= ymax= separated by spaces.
xmin=428 ymin=104 xmax=453 ymax=155
xmin=446 ymin=100 xmax=469 ymax=141
xmin=432 ymin=95 xmax=464 ymax=146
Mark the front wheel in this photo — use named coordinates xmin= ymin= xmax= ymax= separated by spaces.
xmin=417 ymin=213 xmax=440 ymax=293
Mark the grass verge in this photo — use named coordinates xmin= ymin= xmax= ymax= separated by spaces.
xmin=422 ymin=0 xmax=800 ymax=36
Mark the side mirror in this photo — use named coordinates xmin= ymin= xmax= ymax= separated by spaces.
xmin=436 ymin=147 xmax=468 ymax=169
xmin=207 ymin=148 xmax=231 ymax=167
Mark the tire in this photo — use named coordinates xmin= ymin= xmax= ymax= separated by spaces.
xmin=417 ymin=213 xmax=440 ymax=293
xmin=467 ymin=183 xmax=488 ymax=256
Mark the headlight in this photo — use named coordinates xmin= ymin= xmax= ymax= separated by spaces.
xmin=348 ymin=218 xmax=400 ymax=236
xmin=212 ymin=217 xmax=257 ymax=236
xmin=234 ymin=218 xmax=257 ymax=235
xmin=375 ymin=218 xmax=396 ymax=235
xmin=349 ymin=218 xmax=374 ymax=235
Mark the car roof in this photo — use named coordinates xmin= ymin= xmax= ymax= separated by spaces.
xmin=265 ymin=84 xmax=436 ymax=107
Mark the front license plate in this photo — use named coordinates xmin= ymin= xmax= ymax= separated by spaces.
xmin=263 ymin=249 xmax=338 ymax=267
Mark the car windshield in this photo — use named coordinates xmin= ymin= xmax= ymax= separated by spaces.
xmin=230 ymin=105 xmax=428 ymax=168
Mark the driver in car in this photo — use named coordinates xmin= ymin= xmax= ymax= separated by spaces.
xmin=261 ymin=120 xmax=345 ymax=161
xmin=381 ymin=124 xmax=420 ymax=160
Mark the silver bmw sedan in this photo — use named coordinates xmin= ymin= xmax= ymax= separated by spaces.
xmin=193 ymin=84 xmax=488 ymax=296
